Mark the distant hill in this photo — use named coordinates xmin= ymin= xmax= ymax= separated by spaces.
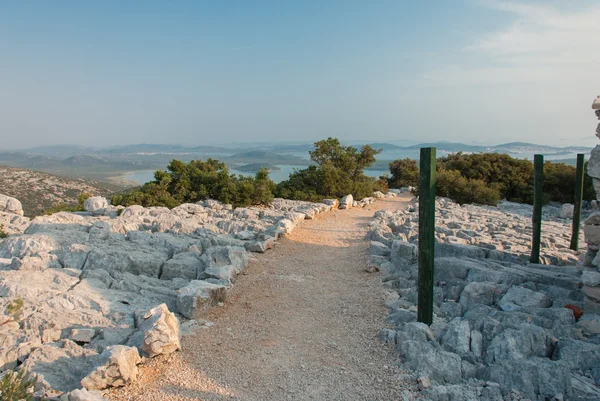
xmin=225 ymin=151 xmax=308 ymax=165
xmin=362 ymin=143 xmax=403 ymax=151
xmin=63 ymin=154 xmax=109 ymax=167
xmin=0 ymin=166 xmax=121 ymax=216
xmin=235 ymin=163 xmax=281 ymax=172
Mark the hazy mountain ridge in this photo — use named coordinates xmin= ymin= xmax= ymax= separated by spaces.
xmin=4 ymin=141 xmax=590 ymax=157
xmin=0 ymin=141 xmax=590 ymax=184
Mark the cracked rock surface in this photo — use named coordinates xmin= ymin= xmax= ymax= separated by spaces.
xmin=372 ymin=197 xmax=600 ymax=401
xmin=0 ymin=196 xmax=346 ymax=397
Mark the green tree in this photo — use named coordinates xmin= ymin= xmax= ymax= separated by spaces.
xmin=276 ymin=138 xmax=382 ymax=201
xmin=388 ymin=158 xmax=419 ymax=188
xmin=112 ymin=160 xmax=275 ymax=208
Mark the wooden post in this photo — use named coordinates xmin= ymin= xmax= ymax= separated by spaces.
xmin=570 ymin=153 xmax=585 ymax=251
xmin=530 ymin=154 xmax=543 ymax=264
xmin=418 ymin=147 xmax=436 ymax=325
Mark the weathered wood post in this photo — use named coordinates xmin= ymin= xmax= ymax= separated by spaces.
xmin=418 ymin=147 xmax=436 ymax=325
xmin=570 ymin=153 xmax=585 ymax=250
xmin=530 ymin=154 xmax=544 ymax=264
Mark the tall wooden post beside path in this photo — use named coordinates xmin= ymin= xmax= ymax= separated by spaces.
xmin=530 ymin=154 xmax=544 ymax=264
xmin=570 ymin=154 xmax=585 ymax=251
xmin=418 ymin=147 xmax=436 ymax=325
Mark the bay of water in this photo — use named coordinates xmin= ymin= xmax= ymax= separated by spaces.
xmin=123 ymin=149 xmax=580 ymax=186
xmin=124 ymin=164 xmax=312 ymax=185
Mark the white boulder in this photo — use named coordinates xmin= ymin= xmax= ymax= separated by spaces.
xmin=83 ymin=197 xmax=109 ymax=215
xmin=134 ymin=304 xmax=181 ymax=358
xmin=0 ymin=193 xmax=24 ymax=216
xmin=560 ymin=204 xmax=574 ymax=219
xmin=80 ymin=345 xmax=140 ymax=390
xmin=339 ymin=194 xmax=353 ymax=209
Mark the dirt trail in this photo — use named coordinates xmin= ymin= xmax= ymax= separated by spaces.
xmin=108 ymin=196 xmax=413 ymax=401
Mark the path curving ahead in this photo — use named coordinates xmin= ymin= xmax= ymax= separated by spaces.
xmin=108 ymin=196 xmax=413 ymax=401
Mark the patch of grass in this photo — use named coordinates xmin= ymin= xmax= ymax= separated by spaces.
xmin=6 ymin=297 xmax=24 ymax=321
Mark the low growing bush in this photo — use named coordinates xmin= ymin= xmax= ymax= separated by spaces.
xmin=112 ymin=159 xmax=275 ymax=208
xmin=0 ymin=369 xmax=38 ymax=401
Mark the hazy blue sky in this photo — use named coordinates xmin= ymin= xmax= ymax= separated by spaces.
xmin=1 ymin=0 xmax=599 ymax=149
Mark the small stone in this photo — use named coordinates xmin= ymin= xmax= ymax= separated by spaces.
xmin=417 ymin=375 xmax=431 ymax=389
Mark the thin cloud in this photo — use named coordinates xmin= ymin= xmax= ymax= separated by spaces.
xmin=420 ymin=1 xmax=600 ymax=86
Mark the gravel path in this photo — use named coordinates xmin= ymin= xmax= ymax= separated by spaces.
xmin=108 ymin=196 xmax=414 ymax=401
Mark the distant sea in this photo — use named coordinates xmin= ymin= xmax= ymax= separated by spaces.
xmin=123 ymin=149 xmax=581 ymax=186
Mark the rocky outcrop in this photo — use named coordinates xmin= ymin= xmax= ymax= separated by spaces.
xmin=2 ymin=193 xmax=396 ymax=397
xmin=372 ymin=198 xmax=600 ymax=400
xmin=80 ymin=345 xmax=140 ymax=390
xmin=583 ymin=96 xmax=600 ymax=317
xmin=133 ymin=304 xmax=181 ymax=358
xmin=0 ymin=193 xmax=24 ymax=216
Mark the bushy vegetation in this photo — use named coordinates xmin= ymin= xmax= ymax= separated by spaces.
xmin=388 ymin=158 xmax=419 ymax=188
xmin=111 ymin=159 xmax=275 ymax=208
xmin=43 ymin=192 xmax=90 ymax=215
xmin=0 ymin=224 xmax=7 ymax=239
xmin=388 ymin=152 xmax=594 ymax=206
xmin=436 ymin=170 xmax=501 ymax=206
xmin=275 ymin=138 xmax=383 ymax=201
xmin=0 ymin=369 xmax=38 ymax=401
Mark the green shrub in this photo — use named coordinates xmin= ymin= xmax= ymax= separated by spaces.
xmin=6 ymin=297 xmax=24 ymax=321
xmin=392 ymin=152 xmax=595 ymax=206
xmin=112 ymin=160 xmax=275 ymax=208
xmin=0 ymin=224 xmax=7 ymax=239
xmin=436 ymin=169 xmax=501 ymax=206
xmin=0 ymin=369 xmax=38 ymax=401
xmin=438 ymin=153 xmax=533 ymax=203
xmin=388 ymin=158 xmax=419 ymax=188
xmin=275 ymin=138 xmax=382 ymax=201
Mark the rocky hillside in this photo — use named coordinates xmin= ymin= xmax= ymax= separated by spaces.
xmin=0 ymin=191 xmax=388 ymax=399
xmin=0 ymin=166 xmax=122 ymax=216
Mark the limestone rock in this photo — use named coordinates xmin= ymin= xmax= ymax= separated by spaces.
xmin=0 ymin=193 xmax=24 ymax=216
xmin=177 ymin=280 xmax=228 ymax=319
xmin=160 ymin=252 xmax=200 ymax=280
xmin=498 ymin=286 xmax=552 ymax=311
xmin=83 ymin=197 xmax=110 ymax=215
xmin=81 ymin=345 xmax=140 ymax=390
xmin=440 ymin=318 xmax=471 ymax=356
xmin=560 ymin=204 xmax=575 ymax=219
xmin=390 ymin=240 xmax=418 ymax=267
xmin=133 ymin=304 xmax=181 ymax=358
xmin=370 ymin=241 xmax=391 ymax=257
xmin=245 ymin=237 xmax=274 ymax=253
xmin=339 ymin=194 xmax=353 ymax=209
xmin=21 ymin=340 xmax=98 ymax=393
xmin=71 ymin=328 xmax=97 ymax=344
xmin=459 ymin=282 xmax=505 ymax=311
xmin=582 ymin=270 xmax=600 ymax=287
xmin=480 ymin=358 xmax=572 ymax=400
xmin=68 ymin=388 xmax=108 ymax=401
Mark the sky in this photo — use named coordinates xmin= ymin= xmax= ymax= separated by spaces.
xmin=1 ymin=0 xmax=599 ymax=149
